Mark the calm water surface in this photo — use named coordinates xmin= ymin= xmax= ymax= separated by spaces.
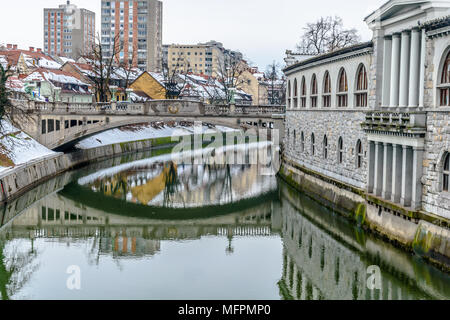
xmin=0 ymin=146 xmax=449 ymax=300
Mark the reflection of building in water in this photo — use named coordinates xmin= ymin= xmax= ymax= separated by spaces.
xmin=85 ymin=158 xmax=277 ymax=208
xmin=100 ymin=233 xmax=161 ymax=259
xmin=278 ymin=183 xmax=450 ymax=300
xmin=1 ymin=190 xmax=275 ymax=260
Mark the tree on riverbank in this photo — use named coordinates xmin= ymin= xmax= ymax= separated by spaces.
xmin=0 ymin=64 xmax=13 ymax=130
xmin=0 ymin=64 xmax=29 ymax=135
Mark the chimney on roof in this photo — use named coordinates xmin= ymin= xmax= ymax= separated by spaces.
xmin=37 ymin=48 xmax=42 ymax=53
xmin=29 ymin=47 xmax=35 ymax=52
xmin=13 ymin=44 xmax=17 ymax=50
xmin=7 ymin=44 xmax=12 ymax=49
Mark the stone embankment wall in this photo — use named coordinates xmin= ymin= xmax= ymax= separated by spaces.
xmin=279 ymin=159 xmax=450 ymax=272
xmin=0 ymin=139 xmax=154 ymax=203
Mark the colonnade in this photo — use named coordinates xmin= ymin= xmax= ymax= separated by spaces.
xmin=381 ymin=27 xmax=426 ymax=108
xmin=368 ymin=141 xmax=423 ymax=209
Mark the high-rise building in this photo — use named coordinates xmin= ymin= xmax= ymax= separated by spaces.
xmin=101 ymin=0 xmax=163 ymax=72
xmin=43 ymin=1 xmax=95 ymax=59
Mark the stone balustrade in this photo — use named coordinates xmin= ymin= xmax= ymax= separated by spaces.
xmin=13 ymin=99 xmax=286 ymax=117
xmin=362 ymin=111 xmax=426 ymax=133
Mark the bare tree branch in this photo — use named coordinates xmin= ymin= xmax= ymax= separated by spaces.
xmin=296 ymin=16 xmax=360 ymax=55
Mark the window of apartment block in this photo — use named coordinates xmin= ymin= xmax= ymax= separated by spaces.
xmin=355 ymin=64 xmax=368 ymax=107
xmin=311 ymin=74 xmax=318 ymax=108
xmin=323 ymin=71 xmax=331 ymax=107
xmin=440 ymin=51 xmax=450 ymax=106
xmin=337 ymin=68 xmax=348 ymax=107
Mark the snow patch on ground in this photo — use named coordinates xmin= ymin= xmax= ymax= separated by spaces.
xmin=0 ymin=120 xmax=56 ymax=175
xmin=75 ymin=123 xmax=238 ymax=150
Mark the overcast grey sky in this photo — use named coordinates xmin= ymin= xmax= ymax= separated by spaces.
xmin=0 ymin=0 xmax=386 ymax=70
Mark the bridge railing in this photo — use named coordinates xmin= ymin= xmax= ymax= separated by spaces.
xmin=13 ymin=99 xmax=286 ymax=116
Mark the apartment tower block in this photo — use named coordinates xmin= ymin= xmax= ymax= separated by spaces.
xmin=101 ymin=0 xmax=163 ymax=71
xmin=44 ymin=1 xmax=95 ymax=59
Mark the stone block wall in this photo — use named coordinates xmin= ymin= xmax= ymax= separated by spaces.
xmin=284 ymin=110 xmax=368 ymax=189
xmin=422 ymin=112 xmax=450 ymax=219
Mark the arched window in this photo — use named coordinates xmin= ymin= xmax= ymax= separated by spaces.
xmin=337 ymin=69 xmax=348 ymax=107
xmin=355 ymin=65 xmax=368 ymax=107
xmin=356 ymin=140 xmax=363 ymax=169
xmin=323 ymin=71 xmax=331 ymax=107
xmin=338 ymin=137 xmax=344 ymax=164
xmin=311 ymin=133 xmax=315 ymax=156
xmin=300 ymin=76 xmax=307 ymax=107
xmin=443 ymin=153 xmax=450 ymax=192
xmin=323 ymin=135 xmax=328 ymax=159
xmin=293 ymin=78 xmax=298 ymax=108
xmin=300 ymin=131 xmax=305 ymax=153
xmin=287 ymin=80 xmax=291 ymax=108
xmin=311 ymin=74 xmax=318 ymax=108
xmin=440 ymin=51 xmax=450 ymax=106
xmin=293 ymin=130 xmax=297 ymax=145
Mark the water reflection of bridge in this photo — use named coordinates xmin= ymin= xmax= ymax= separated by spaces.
xmin=0 ymin=192 xmax=275 ymax=258
xmin=278 ymin=182 xmax=450 ymax=300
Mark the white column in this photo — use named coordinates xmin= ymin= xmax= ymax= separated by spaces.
xmin=374 ymin=142 xmax=384 ymax=197
xmin=408 ymin=28 xmax=421 ymax=107
xmin=368 ymin=141 xmax=376 ymax=194
xmin=418 ymin=29 xmax=426 ymax=108
xmin=401 ymin=146 xmax=413 ymax=207
xmin=399 ymin=30 xmax=411 ymax=108
xmin=382 ymin=36 xmax=392 ymax=107
xmin=411 ymin=147 xmax=424 ymax=210
xmin=382 ymin=143 xmax=393 ymax=200
xmin=390 ymin=33 xmax=401 ymax=107
xmin=391 ymin=144 xmax=403 ymax=203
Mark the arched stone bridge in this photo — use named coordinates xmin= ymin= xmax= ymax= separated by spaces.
xmin=12 ymin=99 xmax=286 ymax=150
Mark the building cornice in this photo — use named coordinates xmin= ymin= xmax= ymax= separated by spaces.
xmin=284 ymin=43 xmax=373 ymax=75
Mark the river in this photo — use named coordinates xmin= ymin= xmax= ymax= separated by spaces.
xmin=0 ymin=144 xmax=449 ymax=300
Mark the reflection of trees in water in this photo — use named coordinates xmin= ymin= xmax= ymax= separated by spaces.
xmin=163 ymin=162 xmax=183 ymax=208
xmin=219 ymin=165 xmax=233 ymax=204
xmin=0 ymin=240 xmax=39 ymax=300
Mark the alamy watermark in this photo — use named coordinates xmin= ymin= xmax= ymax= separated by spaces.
xmin=366 ymin=265 xmax=382 ymax=290
xmin=66 ymin=265 xmax=81 ymax=290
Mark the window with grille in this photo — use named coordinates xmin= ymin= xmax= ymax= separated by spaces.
xmin=338 ymin=137 xmax=344 ymax=164
xmin=356 ymin=140 xmax=363 ymax=169
xmin=300 ymin=77 xmax=307 ymax=108
xmin=444 ymin=153 xmax=450 ymax=192
xmin=323 ymin=71 xmax=331 ymax=107
xmin=355 ymin=65 xmax=368 ymax=107
xmin=311 ymin=74 xmax=318 ymax=108
xmin=337 ymin=69 xmax=348 ymax=107
xmin=440 ymin=52 xmax=450 ymax=106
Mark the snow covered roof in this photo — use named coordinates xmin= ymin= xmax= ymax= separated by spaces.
xmin=0 ymin=48 xmax=61 ymax=71
xmin=5 ymin=76 xmax=25 ymax=92
xmin=24 ymin=68 xmax=89 ymax=86
xmin=149 ymin=72 xmax=165 ymax=86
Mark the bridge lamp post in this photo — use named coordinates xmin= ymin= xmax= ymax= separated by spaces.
xmin=110 ymin=86 xmax=118 ymax=102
